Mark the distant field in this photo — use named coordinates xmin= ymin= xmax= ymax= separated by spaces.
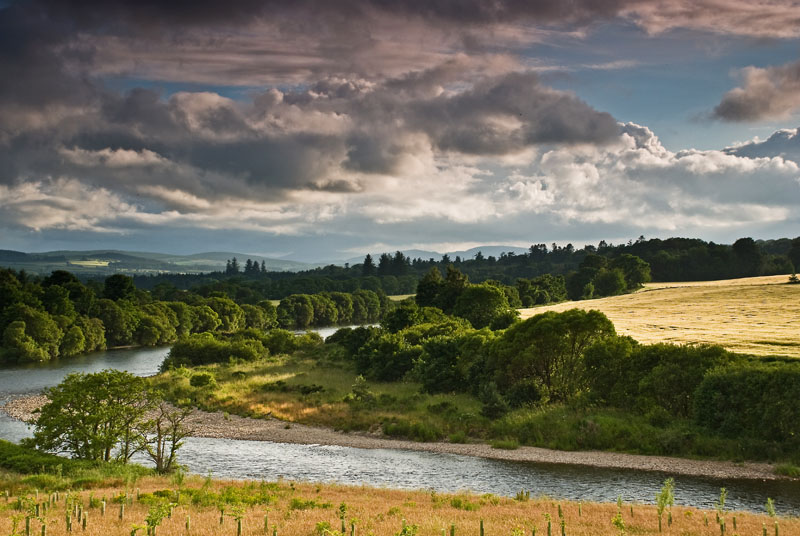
xmin=388 ymin=293 xmax=415 ymax=301
xmin=520 ymin=275 xmax=800 ymax=358
xmin=67 ymin=259 xmax=110 ymax=267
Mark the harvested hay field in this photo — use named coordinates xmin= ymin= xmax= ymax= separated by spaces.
xmin=519 ymin=275 xmax=800 ymax=358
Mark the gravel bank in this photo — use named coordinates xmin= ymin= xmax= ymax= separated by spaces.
xmin=2 ymin=394 xmax=781 ymax=481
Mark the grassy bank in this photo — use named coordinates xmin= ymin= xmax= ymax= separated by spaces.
xmin=521 ymin=275 xmax=800 ymax=358
xmin=151 ymin=353 xmax=484 ymax=442
xmin=151 ymin=354 xmax=800 ymax=464
xmin=1 ymin=442 xmax=796 ymax=536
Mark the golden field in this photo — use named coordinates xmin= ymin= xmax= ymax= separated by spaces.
xmin=2 ymin=477 xmax=794 ymax=536
xmin=520 ymin=275 xmax=800 ymax=358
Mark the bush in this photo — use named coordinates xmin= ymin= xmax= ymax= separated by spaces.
xmin=190 ymin=372 xmax=216 ymax=388
xmin=693 ymin=360 xmax=800 ymax=444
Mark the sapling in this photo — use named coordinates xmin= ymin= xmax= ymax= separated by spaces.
xmin=655 ymin=478 xmax=675 ymax=533
xmin=611 ymin=511 xmax=625 ymax=535
xmin=544 ymin=513 xmax=552 ymax=536
xmin=766 ymin=498 xmax=776 ymax=517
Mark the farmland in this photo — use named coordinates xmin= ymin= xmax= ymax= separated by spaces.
xmin=1 ymin=474 xmax=796 ymax=536
xmin=521 ymin=275 xmax=800 ymax=358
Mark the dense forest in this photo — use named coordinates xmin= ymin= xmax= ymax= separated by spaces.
xmin=0 ymin=269 xmax=391 ymax=365
xmin=132 ymin=236 xmax=800 ymax=299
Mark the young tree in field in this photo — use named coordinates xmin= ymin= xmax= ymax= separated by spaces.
xmin=137 ymin=400 xmax=193 ymax=473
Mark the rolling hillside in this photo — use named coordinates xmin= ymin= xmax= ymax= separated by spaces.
xmin=520 ymin=275 xmax=800 ymax=358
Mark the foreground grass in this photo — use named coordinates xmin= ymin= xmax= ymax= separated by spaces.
xmin=520 ymin=275 xmax=800 ymax=358
xmin=2 ymin=472 xmax=797 ymax=536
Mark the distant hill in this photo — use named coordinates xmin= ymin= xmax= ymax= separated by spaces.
xmin=0 ymin=249 xmax=314 ymax=277
xmin=0 ymin=245 xmax=531 ymax=277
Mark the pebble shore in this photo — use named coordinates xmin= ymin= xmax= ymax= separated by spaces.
xmin=2 ymin=394 xmax=782 ymax=481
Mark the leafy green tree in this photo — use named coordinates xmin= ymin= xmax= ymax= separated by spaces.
xmin=611 ymin=254 xmax=651 ymax=290
xmin=92 ymin=299 xmax=136 ymax=346
xmin=30 ymin=370 xmax=152 ymax=462
xmin=356 ymin=331 xmax=422 ymax=381
xmin=415 ymin=267 xmax=443 ymax=308
xmin=256 ymin=299 xmax=278 ymax=328
xmin=103 ymin=274 xmax=136 ymax=301
xmin=2 ymin=304 xmax=63 ymax=359
xmin=352 ymin=289 xmax=381 ymax=323
xmin=74 ymin=315 xmax=106 ymax=352
xmin=788 ymin=237 xmax=800 ymax=271
xmin=1 ymin=320 xmax=48 ymax=363
xmin=205 ymin=297 xmax=245 ymax=332
xmin=326 ymin=292 xmax=354 ymax=324
xmin=732 ymin=237 xmax=763 ymax=277
xmin=453 ymin=283 xmax=511 ymax=329
xmin=41 ymin=285 xmax=76 ymax=320
xmin=277 ymin=294 xmax=314 ymax=329
xmin=592 ymin=268 xmax=627 ymax=297
xmin=434 ymin=265 xmax=469 ymax=313
xmin=192 ymin=304 xmax=221 ymax=332
xmin=59 ymin=325 xmax=86 ymax=358
xmin=489 ymin=309 xmax=615 ymax=402
xmin=241 ymin=304 xmax=268 ymax=330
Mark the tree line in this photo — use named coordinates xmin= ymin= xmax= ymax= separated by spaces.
xmin=326 ymin=307 xmax=799 ymax=459
xmin=0 ymin=268 xmax=393 ymax=365
xmin=132 ymin=236 xmax=800 ymax=299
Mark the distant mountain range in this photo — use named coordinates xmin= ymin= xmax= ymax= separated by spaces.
xmin=0 ymin=249 xmax=314 ymax=276
xmin=0 ymin=245 xmax=530 ymax=276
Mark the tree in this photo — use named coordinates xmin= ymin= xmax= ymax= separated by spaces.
xmin=103 ymin=274 xmax=136 ymax=301
xmin=732 ymin=237 xmax=763 ymax=277
xmin=137 ymin=400 xmax=193 ymax=473
xmin=789 ymin=237 xmax=800 ymax=272
xmin=415 ymin=267 xmax=443 ymax=308
xmin=205 ymin=297 xmax=245 ymax=332
xmin=30 ymin=370 xmax=153 ymax=462
xmin=611 ymin=254 xmax=651 ymax=290
xmin=488 ymin=309 xmax=615 ymax=402
xmin=361 ymin=254 xmax=376 ymax=277
xmin=592 ymin=268 xmax=627 ymax=297
xmin=453 ymin=284 xmax=512 ymax=329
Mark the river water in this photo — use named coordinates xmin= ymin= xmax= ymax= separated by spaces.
xmin=1 ymin=343 xmax=799 ymax=514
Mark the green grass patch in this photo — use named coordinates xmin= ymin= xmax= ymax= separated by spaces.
xmin=490 ymin=439 xmax=520 ymax=450
xmin=775 ymin=464 xmax=800 ymax=478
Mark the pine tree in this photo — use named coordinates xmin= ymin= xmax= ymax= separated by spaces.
xmin=362 ymin=254 xmax=376 ymax=276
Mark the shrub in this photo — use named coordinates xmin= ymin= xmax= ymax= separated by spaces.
xmin=190 ymin=372 xmax=216 ymax=388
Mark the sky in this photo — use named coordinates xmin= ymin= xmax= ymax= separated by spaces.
xmin=1 ymin=1 xmax=799 ymax=262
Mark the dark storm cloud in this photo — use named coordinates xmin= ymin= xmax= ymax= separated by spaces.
xmin=713 ymin=60 xmax=800 ymax=122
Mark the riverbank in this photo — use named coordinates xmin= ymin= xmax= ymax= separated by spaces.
xmin=3 ymin=394 xmax=783 ymax=482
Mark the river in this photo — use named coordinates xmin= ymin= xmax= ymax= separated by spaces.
xmin=1 ymin=342 xmax=799 ymax=514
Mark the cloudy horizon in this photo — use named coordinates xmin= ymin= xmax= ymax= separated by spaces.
xmin=1 ymin=0 xmax=799 ymax=262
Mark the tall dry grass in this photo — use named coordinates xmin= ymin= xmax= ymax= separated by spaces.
xmin=2 ymin=477 xmax=796 ymax=536
xmin=520 ymin=275 xmax=800 ymax=358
